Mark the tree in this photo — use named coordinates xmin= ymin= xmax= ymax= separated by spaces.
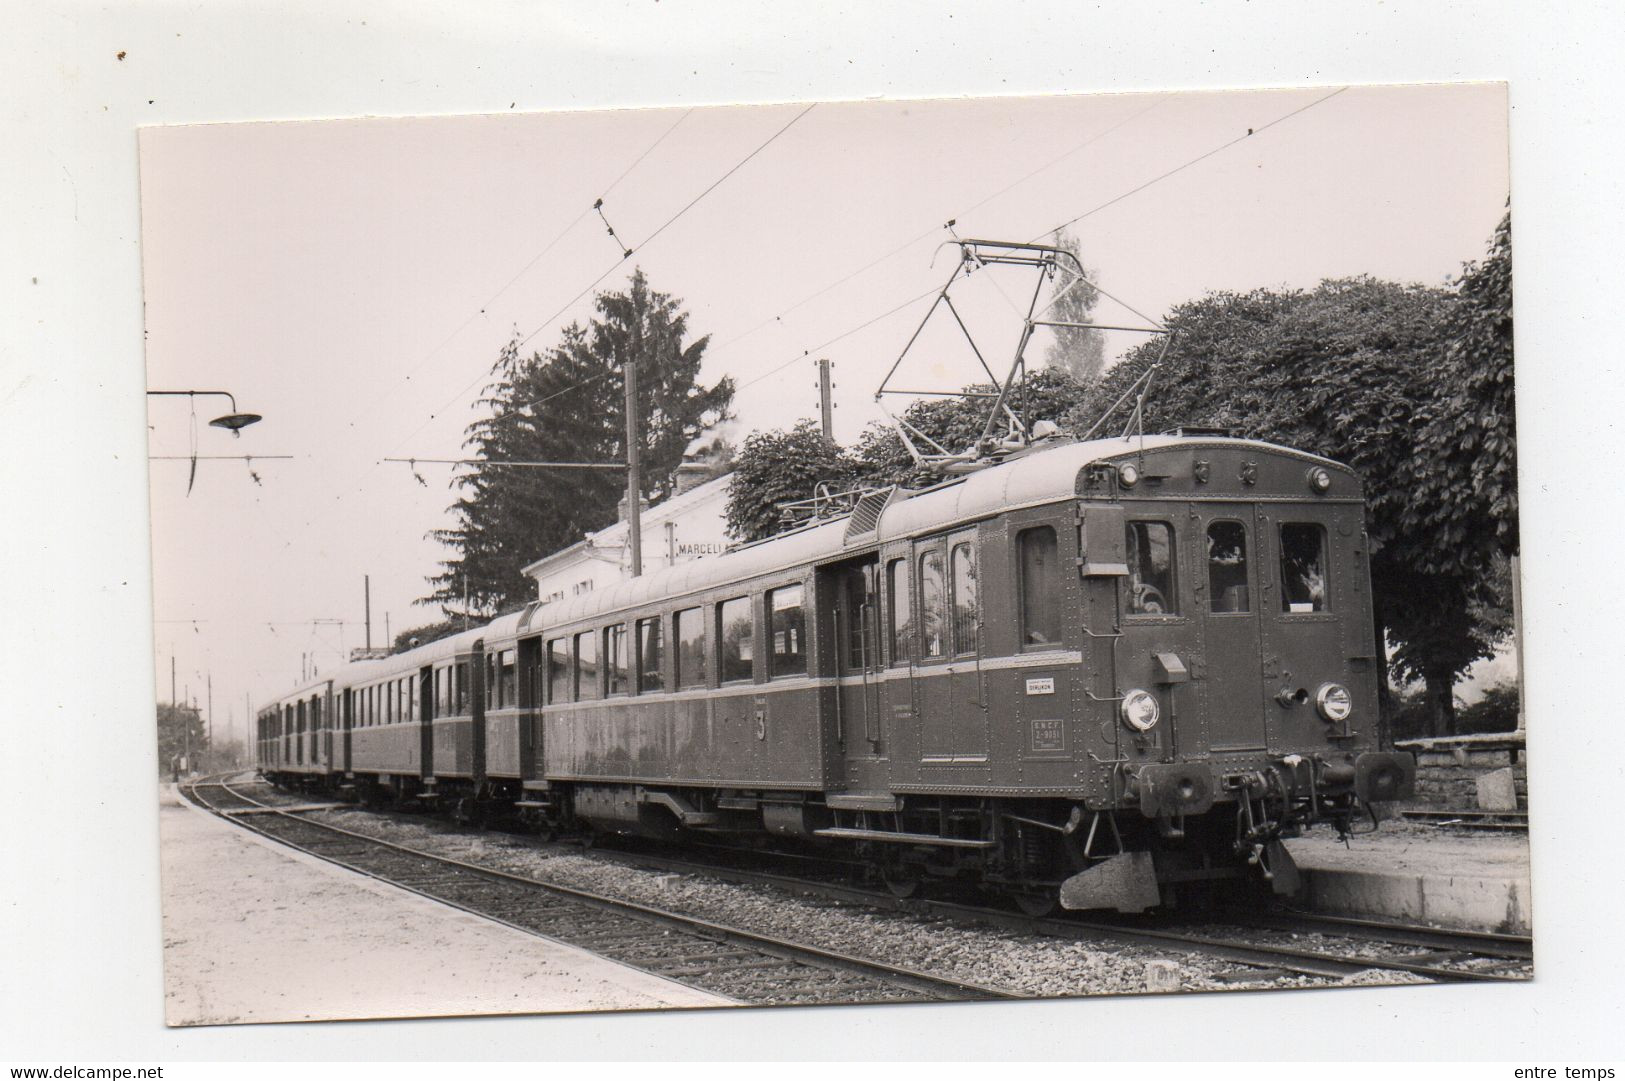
xmin=1070 ymin=274 xmax=1508 ymax=737
xmin=427 ymin=269 xmax=734 ymax=615
xmin=1040 ymin=229 xmax=1107 ymax=383
xmin=157 ymin=702 xmax=206 ymax=775
xmin=1408 ymin=211 xmax=1517 ymax=570
xmin=725 ymin=420 xmax=861 ymax=542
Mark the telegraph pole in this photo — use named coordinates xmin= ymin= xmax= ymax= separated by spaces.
xmin=817 ymin=358 xmax=834 ymax=440
xmin=364 ymin=574 xmax=372 ymax=651
xmin=207 ymin=673 xmax=213 ymax=758
xmin=625 ymin=359 xmax=643 ymax=577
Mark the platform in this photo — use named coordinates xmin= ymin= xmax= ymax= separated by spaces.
xmin=158 ymin=785 xmax=731 ymax=1025
xmin=1284 ymin=821 xmax=1532 ymax=934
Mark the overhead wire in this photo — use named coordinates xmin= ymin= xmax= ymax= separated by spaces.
xmin=426 ymin=87 xmax=1346 ymax=439
xmin=364 ymin=109 xmax=696 ymax=419
xmin=734 ymin=87 xmax=1348 ymax=400
xmin=705 ymin=94 xmax=1170 ymax=364
xmin=293 ymin=105 xmax=745 ymax=524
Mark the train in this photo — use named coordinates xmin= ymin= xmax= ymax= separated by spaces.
xmin=256 ymin=430 xmax=1416 ymax=914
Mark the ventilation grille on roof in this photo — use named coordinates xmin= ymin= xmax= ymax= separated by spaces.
xmin=844 ymin=486 xmax=898 ymax=542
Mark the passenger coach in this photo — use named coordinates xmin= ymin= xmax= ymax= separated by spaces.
xmin=260 ymin=432 xmax=1415 ymax=912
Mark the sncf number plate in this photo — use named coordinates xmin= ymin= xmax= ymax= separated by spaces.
xmin=1030 ymin=718 xmax=1064 ymax=752
xmin=1025 ymin=676 xmax=1055 ymax=695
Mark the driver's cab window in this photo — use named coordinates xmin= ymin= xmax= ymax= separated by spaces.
xmin=1207 ymin=520 xmax=1251 ymax=613
xmin=1126 ymin=521 xmax=1177 ymax=615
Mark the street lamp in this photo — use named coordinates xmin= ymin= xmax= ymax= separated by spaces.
xmin=147 ymin=389 xmax=262 ymax=436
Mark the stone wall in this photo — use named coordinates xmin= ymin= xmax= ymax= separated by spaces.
xmin=1397 ymin=740 xmax=1529 ymax=812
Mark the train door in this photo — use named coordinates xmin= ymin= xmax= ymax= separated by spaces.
xmin=517 ymin=636 xmax=543 ymax=781
xmin=879 ymin=544 xmax=920 ymax=780
xmin=1256 ymin=503 xmax=1371 ymax=751
xmin=912 ymin=539 xmax=954 ymax=763
xmin=341 ymin=690 xmax=353 ymax=773
xmin=320 ymin=692 xmax=332 ymax=771
xmin=825 ymin=555 xmax=886 ymax=791
xmin=945 ymin=529 xmax=988 ymax=761
xmin=1192 ymin=503 xmax=1268 ymax=752
xmin=418 ymin=666 xmax=434 ymax=779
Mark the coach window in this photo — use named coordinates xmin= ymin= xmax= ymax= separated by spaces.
xmin=719 ymin=596 xmax=754 ymax=683
xmin=769 ymin=584 xmax=807 ymax=677
xmin=636 ymin=617 xmax=664 ymax=693
xmin=1279 ymin=523 xmax=1329 ymax=613
xmin=1207 ymin=520 xmax=1251 ymax=613
xmin=454 ymin=661 xmax=471 ymax=714
xmin=886 ymin=558 xmax=912 ymax=666
xmin=605 ymin=624 xmax=630 ymax=696
xmin=1126 ymin=522 xmax=1178 ymax=616
xmin=951 ymin=542 xmax=978 ymax=655
xmin=1017 ymin=526 xmax=1062 ymax=648
xmin=919 ymin=550 xmax=946 ymax=659
xmin=675 ymin=607 xmax=707 ymax=688
xmin=545 ymin=639 xmax=570 ymax=703
xmin=498 ymin=649 xmax=517 ymax=706
xmin=575 ymin=630 xmax=602 ymax=701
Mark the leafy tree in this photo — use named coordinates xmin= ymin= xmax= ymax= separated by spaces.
xmin=1070 ymin=267 xmax=1514 ymax=738
xmin=1040 ymin=229 xmax=1107 ymax=383
xmin=725 ymin=420 xmax=861 ymax=542
xmin=1456 ymin=681 xmax=1520 ymax=735
xmin=1408 ymin=211 xmax=1517 ymax=570
xmin=157 ymin=702 xmax=206 ymax=775
xmin=427 ymin=269 xmax=734 ymax=615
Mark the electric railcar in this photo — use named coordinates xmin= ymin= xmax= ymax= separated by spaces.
xmin=257 ymin=432 xmax=1415 ymax=912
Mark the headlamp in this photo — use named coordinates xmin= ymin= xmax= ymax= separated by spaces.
xmin=1121 ymin=688 xmax=1160 ymax=731
xmin=1315 ymin=683 xmax=1353 ymax=722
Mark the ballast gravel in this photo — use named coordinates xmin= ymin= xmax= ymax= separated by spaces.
xmin=295 ymin=802 xmax=1432 ymax=999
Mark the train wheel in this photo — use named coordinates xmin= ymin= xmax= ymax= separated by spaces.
xmin=882 ymin=868 xmax=922 ymax=899
xmin=1014 ymin=892 xmax=1059 ymax=918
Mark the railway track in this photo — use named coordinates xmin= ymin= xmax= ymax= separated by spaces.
xmin=1401 ymin=809 xmax=1529 ymax=832
xmin=565 ymin=836 xmax=1532 ymax=984
xmin=190 ymin=776 xmax=1532 ymax=989
xmin=179 ymin=775 xmax=1027 ymax=1008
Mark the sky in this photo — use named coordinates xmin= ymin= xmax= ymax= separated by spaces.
xmin=139 ymin=82 xmax=1510 ymax=752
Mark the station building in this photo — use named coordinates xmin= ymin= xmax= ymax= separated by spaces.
xmin=522 ymin=456 xmax=735 ymax=608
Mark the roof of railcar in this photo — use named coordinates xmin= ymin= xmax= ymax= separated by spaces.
xmin=523 ymin=434 xmax=1339 ymax=632
xmin=268 ymin=611 xmax=535 ymax=706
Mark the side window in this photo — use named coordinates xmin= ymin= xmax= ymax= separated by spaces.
xmin=575 ymin=631 xmax=601 ymax=701
xmin=675 ymin=607 xmax=707 ymax=688
xmin=918 ymin=550 xmax=946 ymax=658
xmin=840 ymin=566 xmax=872 ymax=670
xmin=886 ymin=558 xmax=912 ymax=667
xmin=1017 ymin=526 xmax=1062 ymax=648
xmin=605 ymin=624 xmax=630 ymax=696
xmin=546 ymin=639 xmax=570 ymax=704
xmin=769 ymin=584 xmax=807 ymax=677
xmin=498 ymin=649 xmax=516 ymax=706
xmin=637 ymin=617 xmax=664 ymax=693
xmin=1207 ymin=520 xmax=1251 ymax=613
xmin=1280 ymin=523 xmax=1329 ymax=613
xmin=718 ymin=597 xmax=754 ymax=683
xmin=1126 ymin=522 xmax=1178 ymax=616
xmin=455 ymin=661 xmax=470 ymax=714
xmin=951 ymin=542 xmax=978 ymax=655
